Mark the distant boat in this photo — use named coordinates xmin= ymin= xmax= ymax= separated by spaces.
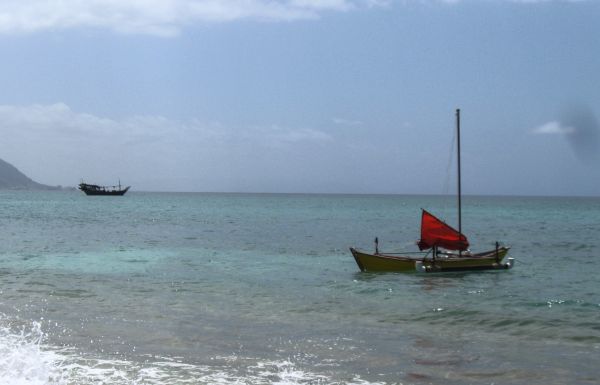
xmin=79 ymin=180 xmax=130 ymax=196
xmin=350 ymin=109 xmax=514 ymax=273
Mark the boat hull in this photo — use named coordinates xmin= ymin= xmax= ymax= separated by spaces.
xmin=350 ymin=247 xmax=511 ymax=273
xmin=79 ymin=183 xmax=130 ymax=196
xmin=80 ymin=187 xmax=130 ymax=196
xmin=350 ymin=248 xmax=417 ymax=272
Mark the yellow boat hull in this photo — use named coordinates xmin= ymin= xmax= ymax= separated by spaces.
xmin=350 ymin=248 xmax=417 ymax=272
xmin=350 ymin=247 xmax=511 ymax=273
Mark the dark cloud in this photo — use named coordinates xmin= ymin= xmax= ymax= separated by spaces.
xmin=560 ymin=104 xmax=599 ymax=164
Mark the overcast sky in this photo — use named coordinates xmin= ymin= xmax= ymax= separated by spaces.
xmin=0 ymin=0 xmax=599 ymax=195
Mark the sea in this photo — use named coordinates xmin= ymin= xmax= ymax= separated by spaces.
xmin=0 ymin=191 xmax=598 ymax=385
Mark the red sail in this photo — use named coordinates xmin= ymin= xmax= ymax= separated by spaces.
xmin=417 ymin=210 xmax=469 ymax=251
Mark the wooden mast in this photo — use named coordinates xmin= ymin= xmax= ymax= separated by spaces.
xmin=456 ymin=108 xmax=462 ymax=256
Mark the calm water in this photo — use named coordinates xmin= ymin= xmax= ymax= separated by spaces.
xmin=0 ymin=191 xmax=598 ymax=384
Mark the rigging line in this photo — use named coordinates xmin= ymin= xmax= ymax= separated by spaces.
xmin=442 ymin=122 xmax=457 ymax=196
xmin=439 ymin=119 xmax=457 ymax=221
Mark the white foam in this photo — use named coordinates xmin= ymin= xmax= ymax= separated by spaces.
xmin=0 ymin=321 xmax=65 ymax=385
xmin=0 ymin=320 xmax=386 ymax=385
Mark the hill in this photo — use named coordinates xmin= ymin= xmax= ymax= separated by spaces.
xmin=0 ymin=158 xmax=58 ymax=190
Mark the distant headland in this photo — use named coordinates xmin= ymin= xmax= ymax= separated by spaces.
xmin=0 ymin=158 xmax=65 ymax=190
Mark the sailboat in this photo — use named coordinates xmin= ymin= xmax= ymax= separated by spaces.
xmin=350 ymin=109 xmax=514 ymax=273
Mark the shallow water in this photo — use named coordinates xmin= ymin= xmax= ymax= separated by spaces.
xmin=0 ymin=191 xmax=598 ymax=384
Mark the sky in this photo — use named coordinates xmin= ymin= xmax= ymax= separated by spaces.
xmin=0 ymin=0 xmax=599 ymax=196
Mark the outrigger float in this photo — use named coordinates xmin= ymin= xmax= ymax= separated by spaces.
xmin=350 ymin=109 xmax=514 ymax=273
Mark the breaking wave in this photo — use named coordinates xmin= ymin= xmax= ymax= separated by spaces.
xmin=0 ymin=318 xmax=384 ymax=385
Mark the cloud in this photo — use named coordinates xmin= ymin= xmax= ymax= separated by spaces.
xmin=0 ymin=1 xmax=585 ymax=36
xmin=560 ymin=104 xmax=599 ymax=163
xmin=332 ymin=117 xmax=363 ymax=126
xmin=0 ymin=103 xmax=335 ymax=189
xmin=258 ymin=125 xmax=332 ymax=146
xmin=0 ymin=103 xmax=331 ymax=146
xmin=532 ymin=121 xmax=575 ymax=135
xmin=446 ymin=0 xmax=588 ymax=3
xmin=533 ymin=106 xmax=599 ymax=164
xmin=0 ymin=0 xmax=388 ymax=37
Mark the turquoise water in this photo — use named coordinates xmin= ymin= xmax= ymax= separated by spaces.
xmin=0 ymin=191 xmax=598 ymax=384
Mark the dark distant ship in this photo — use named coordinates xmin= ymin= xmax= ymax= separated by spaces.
xmin=79 ymin=180 xmax=130 ymax=196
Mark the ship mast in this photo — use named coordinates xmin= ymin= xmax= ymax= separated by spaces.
xmin=456 ymin=108 xmax=462 ymax=254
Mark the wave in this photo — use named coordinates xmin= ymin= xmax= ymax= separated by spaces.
xmin=0 ymin=319 xmax=385 ymax=385
xmin=390 ymin=306 xmax=600 ymax=344
xmin=0 ymin=320 xmax=63 ymax=385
